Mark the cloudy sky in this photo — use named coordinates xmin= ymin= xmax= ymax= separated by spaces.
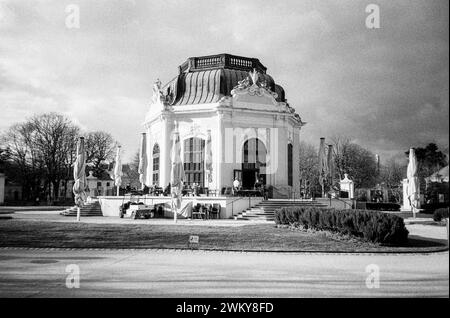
xmin=0 ymin=0 xmax=448 ymax=163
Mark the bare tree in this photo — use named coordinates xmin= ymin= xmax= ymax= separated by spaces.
xmin=28 ymin=113 xmax=81 ymax=202
xmin=1 ymin=122 xmax=46 ymax=201
xmin=379 ymin=158 xmax=406 ymax=203
xmin=0 ymin=146 xmax=10 ymax=172
xmin=330 ymin=135 xmax=352 ymax=181
xmin=84 ymin=131 xmax=117 ymax=176
xmin=330 ymin=136 xmax=378 ymax=189
xmin=299 ymin=141 xmax=320 ymax=197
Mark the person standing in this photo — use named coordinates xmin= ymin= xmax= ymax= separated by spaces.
xmin=233 ymin=178 xmax=240 ymax=196
xmin=263 ymin=184 xmax=269 ymax=200
xmin=193 ymin=182 xmax=199 ymax=196
xmin=254 ymin=178 xmax=261 ymax=190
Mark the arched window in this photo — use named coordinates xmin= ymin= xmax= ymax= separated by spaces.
xmin=152 ymin=144 xmax=160 ymax=186
xmin=184 ymin=137 xmax=205 ymax=187
xmin=243 ymin=138 xmax=266 ymax=169
xmin=288 ymin=143 xmax=293 ymax=186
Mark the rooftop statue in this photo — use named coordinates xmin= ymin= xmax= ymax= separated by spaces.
xmin=249 ymin=68 xmax=259 ymax=86
xmin=152 ymin=78 xmax=165 ymax=105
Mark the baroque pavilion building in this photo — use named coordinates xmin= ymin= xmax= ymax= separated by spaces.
xmin=143 ymin=53 xmax=305 ymax=198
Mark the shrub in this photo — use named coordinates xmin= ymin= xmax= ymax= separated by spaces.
xmin=275 ymin=207 xmax=409 ymax=245
xmin=433 ymin=208 xmax=449 ymax=222
xmin=422 ymin=203 xmax=450 ymax=214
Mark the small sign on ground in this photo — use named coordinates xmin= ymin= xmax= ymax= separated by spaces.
xmin=188 ymin=235 xmax=199 ymax=249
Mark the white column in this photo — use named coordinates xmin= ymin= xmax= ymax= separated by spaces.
xmin=266 ymin=128 xmax=272 ymax=187
xmin=216 ymin=111 xmax=224 ymax=192
xmin=146 ymin=130 xmax=153 ymax=186
xmin=293 ymin=128 xmax=301 ymax=194
xmin=276 ymin=126 xmax=288 ymax=186
xmin=160 ymin=114 xmax=173 ymax=188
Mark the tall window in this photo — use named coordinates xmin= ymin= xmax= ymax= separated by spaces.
xmin=243 ymin=138 xmax=266 ymax=170
xmin=152 ymin=143 xmax=160 ymax=186
xmin=184 ymin=137 xmax=205 ymax=187
xmin=288 ymin=143 xmax=293 ymax=186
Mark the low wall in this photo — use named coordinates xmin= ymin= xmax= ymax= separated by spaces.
xmin=98 ymin=196 xmax=263 ymax=219
xmin=315 ymin=198 xmax=354 ymax=210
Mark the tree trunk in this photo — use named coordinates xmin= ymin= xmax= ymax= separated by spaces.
xmin=52 ymin=180 xmax=60 ymax=204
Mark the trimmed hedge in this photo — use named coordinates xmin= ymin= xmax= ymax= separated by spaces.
xmin=433 ymin=208 xmax=449 ymax=222
xmin=275 ymin=207 xmax=409 ymax=245
xmin=422 ymin=202 xmax=450 ymax=214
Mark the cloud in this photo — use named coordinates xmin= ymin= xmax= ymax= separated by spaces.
xmin=0 ymin=0 xmax=448 ymax=163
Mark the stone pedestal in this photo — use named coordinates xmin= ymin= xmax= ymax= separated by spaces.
xmin=86 ymin=171 xmax=98 ymax=197
xmin=340 ymin=174 xmax=354 ymax=199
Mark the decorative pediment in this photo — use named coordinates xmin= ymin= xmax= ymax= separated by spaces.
xmin=231 ymin=69 xmax=278 ymax=99
xmin=230 ymin=69 xmax=280 ymax=109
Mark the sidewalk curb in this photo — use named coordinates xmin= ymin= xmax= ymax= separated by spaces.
xmin=0 ymin=245 xmax=448 ymax=255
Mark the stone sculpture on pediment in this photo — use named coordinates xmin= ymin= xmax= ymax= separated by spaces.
xmin=231 ymin=69 xmax=278 ymax=101
xmin=152 ymin=78 xmax=165 ymax=105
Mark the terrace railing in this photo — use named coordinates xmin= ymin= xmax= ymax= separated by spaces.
xmin=181 ymin=54 xmax=267 ymax=73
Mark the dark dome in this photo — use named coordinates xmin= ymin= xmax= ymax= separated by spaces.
xmin=163 ymin=54 xmax=286 ymax=105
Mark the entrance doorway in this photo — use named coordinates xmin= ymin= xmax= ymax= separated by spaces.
xmin=242 ymin=138 xmax=266 ymax=189
xmin=242 ymin=167 xmax=259 ymax=189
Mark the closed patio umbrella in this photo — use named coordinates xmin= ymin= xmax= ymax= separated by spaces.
xmin=113 ymin=145 xmax=122 ymax=196
xmin=170 ymin=131 xmax=185 ymax=222
xmin=138 ymin=133 xmax=148 ymax=191
xmin=318 ymin=138 xmax=328 ymax=197
xmin=73 ymin=137 xmax=87 ymax=222
xmin=327 ymin=144 xmax=334 ymax=191
xmin=407 ymin=148 xmax=420 ymax=218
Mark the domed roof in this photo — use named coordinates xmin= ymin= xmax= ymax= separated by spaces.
xmin=162 ymin=54 xmax=287 ymax=105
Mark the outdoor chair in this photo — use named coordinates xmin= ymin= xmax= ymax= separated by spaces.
xmin=204 ymin=204 xmax=212 ymax=219
xmin=192 ymin=203 xmax=206 ymax=220
xmin=210 ymin=203 xmax=221 ymax=219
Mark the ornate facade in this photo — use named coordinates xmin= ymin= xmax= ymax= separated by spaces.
xmin=143 ymin=53 xmax=305 ymax=198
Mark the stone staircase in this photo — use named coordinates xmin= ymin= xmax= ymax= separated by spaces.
xmin=60 ymin=201 xmax=103 ymax=217
xmin=234 ymin=199 xmax=328 ymax=221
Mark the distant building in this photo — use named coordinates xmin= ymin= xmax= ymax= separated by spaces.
xmin=86 ymin=170 xmax=114 ymax=197
xmin=116 ymin=164 xmax=140 ymax=191
xmin=4 ymin=180 xmax=22 ymax=202
xmin=424 ymin=165 xmax=449 ymax=204
xmin=425 ymin=165 xmax=449 ymax=184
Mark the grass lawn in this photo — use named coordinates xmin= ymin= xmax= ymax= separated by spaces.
xmin=0 ymin=218 xmax=447 ymax=252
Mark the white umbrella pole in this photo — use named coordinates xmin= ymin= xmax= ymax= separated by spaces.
xmin=77 ymin=207 xmax=80 ymax=222
xmin=173 ymin=198 xmax=177 ymax=223
xmin=116 ymin=186 xmax=119 ymax=196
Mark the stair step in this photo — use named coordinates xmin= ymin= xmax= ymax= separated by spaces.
xmin=237 ymin=199 xmax=332 ymax=222
xmin=61 ymin=202 xmax=103 ymax=217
